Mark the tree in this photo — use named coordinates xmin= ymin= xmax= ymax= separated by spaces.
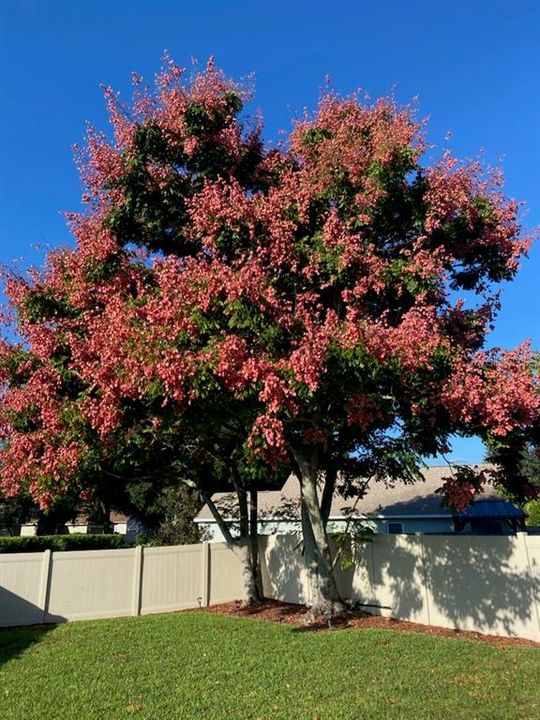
xmin=1 ymin=57 xmax=538 ymax=613
xmin=515 ymin=448 xmax=540 ymax=527
xmin=0 ymin=487 xmax=36 ymax=536
xmin=486 ymin=442 xmax=540 ymax=526
xmin=137 ymin=484 xmax=204 ymax=546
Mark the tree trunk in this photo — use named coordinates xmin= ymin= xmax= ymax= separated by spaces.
xmin=249 ymin=490 xmax=264 ymax=599
xmin=294 ymin=448 xmax=346 ymax=618
xmin=300 ymin=494 xmax=319 ymax=603
xmin=231 ymin=539 xmax=261 ymax=607
xmin=201 ymin=488 xmax=262 ymax=607
xmin=234 ymin=487 xmax=262 ymax=606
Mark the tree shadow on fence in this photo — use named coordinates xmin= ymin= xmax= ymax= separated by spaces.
xmin=422 ymin=536 xmax=537 ymax=637
xmin=0 ymin=587 xmax=59 ymax=667
xmin=258 ymin=529 xmax=539 ymax=639
xmin=336 ymin=533 xmax=539 ymax=639
xmin=260 ymin=534 xmax=309 ymax=607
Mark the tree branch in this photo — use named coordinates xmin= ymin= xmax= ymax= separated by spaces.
xmin=201 ymin=490 xmax=235 ymax=546
xmin=321 ymin=461 xmax=338 ymax=530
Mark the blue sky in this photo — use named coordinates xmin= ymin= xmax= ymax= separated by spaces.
xmin=1 ymin=0 xmax=539 ymax=463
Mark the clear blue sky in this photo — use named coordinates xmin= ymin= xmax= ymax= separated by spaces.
xmin=1 ymin=0 xmax=539 ymax=463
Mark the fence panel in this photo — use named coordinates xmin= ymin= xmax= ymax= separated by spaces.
xmin=0 ymin=541 xmax=248 ymax=627
xmin=258 ymin=532 xmax=540 ymax=641
xmin=259 ymin=534 xmax=311 ymax=605
xmin=207 ymin=544 xmax=245 ymax=605
xmin=0 ymin=552 xmax=45 ymax=627
xmin=46 ymin=548 xmax=135 ymax=622
xmin=1 ymin=534 xmax=539 ymax=641
xmin=349 ymin=535 xmax=430 ymax=624
xmin=140 ymin=544 xmax=203 ymax=615
xmin=421 ymin=534 xmax=540 ymax=641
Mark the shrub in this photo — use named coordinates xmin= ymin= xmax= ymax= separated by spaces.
xmin=525 ymin=500 xmax=540 ymax=527
xmin=0 ymin=533 xmax=125 ymax=554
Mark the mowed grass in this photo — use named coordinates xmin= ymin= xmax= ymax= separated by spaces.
xmin=0 ymin=612 xmax=539 ymax=720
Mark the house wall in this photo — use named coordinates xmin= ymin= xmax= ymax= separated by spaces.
xmin=197 ymin=515 xmax=456 ymax=542
xmin=387 ymin=518 xmax=455 ymax=534
xmin=19 ymin=522 xmax=128 ymax=537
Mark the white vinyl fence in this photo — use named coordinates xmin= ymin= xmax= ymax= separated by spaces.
xmin=1 ymin=534 xmax=539 ymax=641
xmin=260 ymin=532 xmax=540 ymax=642
xmin=0 ymin=542 xmax=244 ymax=627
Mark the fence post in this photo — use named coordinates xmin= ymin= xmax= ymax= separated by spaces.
xmin=417 ymin=534 xmax=432 ymax=627
xmin=201 ymin=541 xmax=210 ymax=607
xmin=132 ymin=545 xmax=143 ymax=616
xmin=519 ymin=532 xmax=540 ymax=642
xmin=38 ymin=549 xmax=52 ymax=624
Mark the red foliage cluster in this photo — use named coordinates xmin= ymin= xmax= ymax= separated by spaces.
xmin=0 ymin=59 xmax=538 ymax=510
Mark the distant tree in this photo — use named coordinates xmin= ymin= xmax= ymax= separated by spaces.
xmin=487 ymin=442 xmax=540 ymax=526
xmin=518 ymin=447 xmax=540 ymax=487
xmin=0 ymin=487 xmax=36 ymax=536
xmin=520 ymin=448 xmax=540 ymax=526
xmin=1 ymin=58 xmax=538 ymax=613
xmin=138 ymin=484 xmax=204 ymax=546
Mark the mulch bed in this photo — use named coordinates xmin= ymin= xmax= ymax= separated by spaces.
xmin=200 ymin=599 xmax=540 ymax=649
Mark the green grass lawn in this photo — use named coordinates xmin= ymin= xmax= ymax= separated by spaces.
xmin=0 ymin=612 xmax=538 ymax=720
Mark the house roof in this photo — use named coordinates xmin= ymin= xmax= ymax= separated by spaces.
xmin=196 ymin=464 xmax=504 ymax=522
xmin=457 ymin=499 xmax=526 ymax=520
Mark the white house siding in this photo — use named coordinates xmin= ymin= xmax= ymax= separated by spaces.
xmin=16 ymin=522 xmax=129 ymax=538
xmin=195 ymin=466 xmax=512 ymax=542
xmin=393 ymin=517 xmax=455 ymax=534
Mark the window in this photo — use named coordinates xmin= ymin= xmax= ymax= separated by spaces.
xmin=387 ymin=522 xmax=403 ymax=534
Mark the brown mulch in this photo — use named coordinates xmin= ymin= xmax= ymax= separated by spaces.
xmin=200 ymin=598 xmax=540 ymax=649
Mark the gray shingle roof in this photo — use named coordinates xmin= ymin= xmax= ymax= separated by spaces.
xmin=196 ymin=464 xmax=502 ymax=522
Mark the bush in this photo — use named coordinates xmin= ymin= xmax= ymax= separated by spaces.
xmin=0 ymin=533 xmax=125 ymax=554
xmin=525 ymin=500 xmax=540 ymax=527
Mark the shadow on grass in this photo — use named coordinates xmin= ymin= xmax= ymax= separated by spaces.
xmin=0 ymin=623 xmax=57 ymax=668
xmin=0 ymin=587 xmax=59 ymax=667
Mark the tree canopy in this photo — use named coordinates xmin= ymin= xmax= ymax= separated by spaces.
xmin=1 ymin=57 xmax=539 ymax=609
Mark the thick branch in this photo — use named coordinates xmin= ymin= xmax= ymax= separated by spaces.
xmin=201 ymin=490 xmax=235 ymax=546
xmin=249 ymin=489 xmax=258 ymax=566
xmin=320 ymin=462 xmax=338 ymax=530
xmin=236 ymin=487 xmax=249 ymax=538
